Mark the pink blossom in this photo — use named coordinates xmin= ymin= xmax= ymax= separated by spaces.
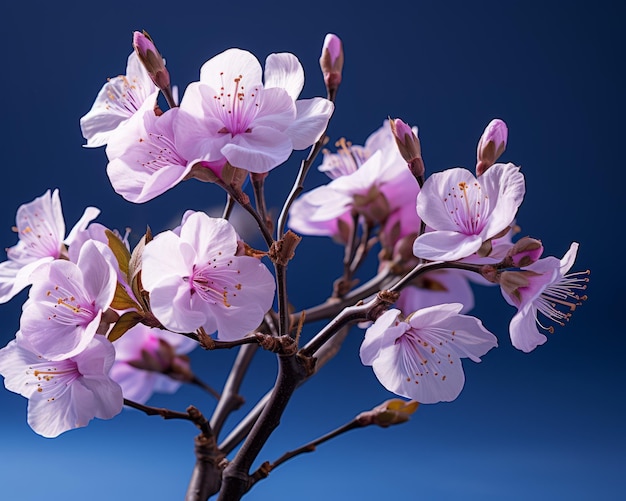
xmin=80 ymin=52 xmax=159 ymax=148
xmin=0 ymin=332 xmax=123 ymax=437
xmin=0 ymin=190 xmax=100 ymax=304
xmin=360 ymin=304 xmax=497 ymax=404
xmin=110 ymin=324 xmax=197 ymax=404
xmin=289 ymin=122 xmax=420 ymax=237
xmin=500 ymin=242 xmax=588 ymax=352
xmin=20 ymin=241 xmax=117 ymax=361
xmin=413 ymin=163 xmax=525 ymax=262
xmin=141 ymin=211 xmax=275 ymax=340
xmin=67 ymin=222 xmax=137 ymax=306
xmin=173 ymin=48 xmax=334 ymax=174
xmin=105 ymin=101 xmax=192 ymax=203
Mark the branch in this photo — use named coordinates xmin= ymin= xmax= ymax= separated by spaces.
xmin=217 ymin=351 xmax=312 ymax=500
xmin=251 ymin=420 xmax=360 ymax=483
xmin=123 ymin=399 xmax=212 ymax=438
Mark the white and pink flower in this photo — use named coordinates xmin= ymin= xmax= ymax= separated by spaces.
xmin=289 ymin=121 xmax=420 ymax=238
xmin=0 ymin=332 xmax=123 ymax=438
xmin=360 ymin=303 xmax=497 ymax=404
xmin=105 ymin=102 xmax=191 ymax=203
xmin=141 ymin=211 xmax=275 ymax=340
xmin=20 ymin=240 xmax=117 ymax=361
xmin=0 ymin=190 xmax=99 ymax=304
xmin=80 ymin=52 xmax=159 ymax=148
xmin=412 ymin=163 xmax=525 ymax=262
xmin=500 ymin=242 xmax=588 ymax=352
xmin=173 ymin=48 xmax=334 ymax=174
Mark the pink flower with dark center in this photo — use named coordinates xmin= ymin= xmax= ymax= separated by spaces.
xmin=289 ymin=121 xmax=420 ymax=238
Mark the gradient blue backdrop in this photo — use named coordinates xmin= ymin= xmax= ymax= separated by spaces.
xmin=1 ymin=1 xmax=622 ymax=500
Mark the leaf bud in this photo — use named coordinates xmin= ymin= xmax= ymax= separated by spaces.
xmin=356 ymin=399 xmax=419 ymax=427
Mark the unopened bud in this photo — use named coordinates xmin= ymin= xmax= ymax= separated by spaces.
xmin=503 ymin=237 xmax=543 ymax=268
xmin=356 ymin=399 xmax=419 ymax=427
xmin=476 ymin=118 xmax=508 ymax=176
xmin=127 ymin=338 xmax=176 ymax=373
xmin=319 ymin=33 xmax=343 ymax=97
xmin=499 ymin=270 xmax=538 ymax=306
xmin=133 ymin=30 xmax=171 ymax=93
xmin=389 ymin=118 xmax=425 ymax=181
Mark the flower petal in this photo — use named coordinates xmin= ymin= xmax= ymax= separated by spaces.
xmin=285 ymin=98 xmax=334 ymax=150
xmin=264 ymin=52 xmax=304 ymax=100
xmin=413 ymin=231 xmax=483 ymax=261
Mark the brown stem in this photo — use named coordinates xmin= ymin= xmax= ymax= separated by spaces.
xmin=123 ymin=398 xmax=194 ymax=422
xmin=185 ymin=408 xmax=224 ymax=501
xmin=200 ymin=335 xmax=262 ymax=351
xmin=296 ymin=266 xmax=393 ymax=324
xmin=212 ymin=177 xmax=274 ymax=249
xmin=251 ymin=419 xmax=361 ymax=484
xmin=162 ymin=86 xmax=178 ymax=110
xmin=299 ymin=290 xmax=399 ymax=359
xmin=123 ymin=399 xmax=212 ymax=438
xmin=250 ymin=173 xmax=273 ymax=234
xmin=217 ymin=353 xmax=311 ymax=500
xmin=217 ymin=326 xmax=351 ymax=456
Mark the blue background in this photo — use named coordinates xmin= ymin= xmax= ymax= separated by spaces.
xmin=0 ymin=1 xmax=623 ymax=499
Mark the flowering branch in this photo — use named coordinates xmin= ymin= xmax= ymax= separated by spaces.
xmin=0 ymin=27 xmax=590 ymax=501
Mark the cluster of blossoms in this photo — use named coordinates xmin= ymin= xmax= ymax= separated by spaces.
xmin=0 ymin=30 xmax=588 ymax=500
xmin=0 ymin=189 xmax=275 ymax=436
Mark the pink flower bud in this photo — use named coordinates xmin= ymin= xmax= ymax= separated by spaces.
xmin=505 ymin=237 xmax=544 ymax=268
xmin=476 ymin=118 xmax=508 ymax=176
xmin=319 ymin=33 xmax=344 ymax=96
xmin=499 ymin=270 xmax=535 ymax=306
xmin=133 ymin=31 xmax=171 ymax=92
xmin=389 ymin=118 xmax=424 ymax=180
